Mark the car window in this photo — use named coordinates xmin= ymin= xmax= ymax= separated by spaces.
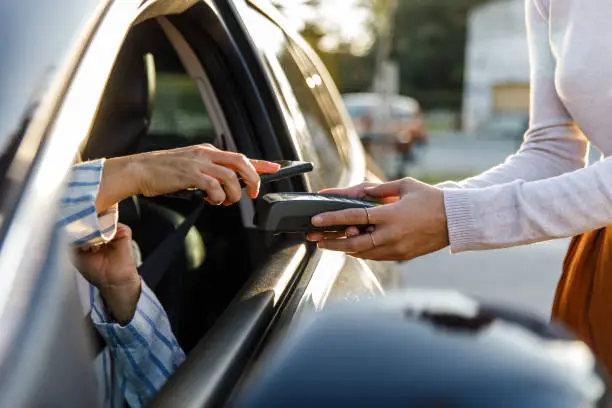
xmin=148 ymin=73 xmax=216 ymax=144
xmin=241 ymin=7 xmax=347 ymax=189
xmin=137 ymin=41 xmax=219 ymax=153
xmin=391 ymin=105 xmax=414 ymax=120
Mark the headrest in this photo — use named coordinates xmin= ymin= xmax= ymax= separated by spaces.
xmin=82 ymin=22 xmax=157 ymax=160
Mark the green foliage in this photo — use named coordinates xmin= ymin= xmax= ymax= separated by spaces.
xmin=298 ymin=0 xmax=490 ymax=110
xmin=391 ymin=0 xmax=489 ymax=110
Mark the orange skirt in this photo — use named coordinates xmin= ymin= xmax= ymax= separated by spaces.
xmin=552 ymin=227 xmax=612 ymax=374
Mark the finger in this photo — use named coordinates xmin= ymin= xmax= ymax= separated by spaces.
xmin=312 ymin=206 xmax=385 ymax=228
xmin=213 ymin=152 xmax=260 ymax=198
xmin=115 ymin=223 xmax=132 ymax=239
xmin=200 ymin=143 xmax=218 ymax=151
xmin=202 ymin=164 xmax=242 ymax=203
xmin=318 ymin=183 xmax=375 ymax=199
xmin=306 ymin=229 xmax=358 ymax=241
xmin=363 ymin=180 xmax=405 ymax=202
xmin=352 ymin=246 xmax=398 ymax=261
xmin=306 ymin=231 xmax=325 ymax=241
xmin=346 ymin=226 xmax=361 ymax=237
xmin=353 ymin=245 xmax=410 ymax=261
xmin=250 ymin=159 xmax=281 ymax=174
xmin=306 ymin=231 xmax=348 ymax=241
xmin=317 ymin=229 xmax=390 ymax=253
xmin=193 ymin=174 xmax=226 ymax=205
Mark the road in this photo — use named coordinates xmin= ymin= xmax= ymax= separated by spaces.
xmin=408 ymin=133 xmax=519 ymax=177
xmin=399 ymin=239 xmax=568 ymax=318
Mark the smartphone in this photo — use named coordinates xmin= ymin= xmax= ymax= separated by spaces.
xmin=164 ymin=160 xmax=313 ymax=200
xmin=260 ymin=160 xmax=313 ymax=185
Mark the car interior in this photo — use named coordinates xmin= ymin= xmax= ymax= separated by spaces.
xmin=80 ymin=12 xmax=292 ymax=352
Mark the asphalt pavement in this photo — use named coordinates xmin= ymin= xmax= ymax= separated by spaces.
xmin=400 ymin=239 xmax=568 ymax=318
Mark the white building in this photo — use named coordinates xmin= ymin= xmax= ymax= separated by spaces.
xmin=462 ymin=0 xmax=529 ymax=132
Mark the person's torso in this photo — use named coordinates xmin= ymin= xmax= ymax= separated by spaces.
xmin=542 ymin=0 xmax=612 ymax=156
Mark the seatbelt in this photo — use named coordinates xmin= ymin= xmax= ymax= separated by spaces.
xmin=86 ymin=200 xmax=206 ymax=356
xmin=138 ymin=200 xmax=205 ymax=289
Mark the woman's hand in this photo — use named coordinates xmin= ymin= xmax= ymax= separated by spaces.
xmin=306 ymin=182 xmax=401 ymax=242
xmin=96 ymin=144 xmax=280 ymax=211
xmin=74 ymin=224 xmax=140 ymax=325
xmin=307 ymin=178 xmax=450 ymax=261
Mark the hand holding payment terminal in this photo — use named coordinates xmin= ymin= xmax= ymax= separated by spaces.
xmin=254 ymin=192 xmax=378 ymax=233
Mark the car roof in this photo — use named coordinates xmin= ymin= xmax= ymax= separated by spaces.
xmin=0 ymin=0 xmax=101 ymax=159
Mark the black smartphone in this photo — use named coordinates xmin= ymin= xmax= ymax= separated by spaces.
xmin=164 ymin=160 xmax=313 ymax=200
xmin=259 ymin=160 xmax=313 ymax=185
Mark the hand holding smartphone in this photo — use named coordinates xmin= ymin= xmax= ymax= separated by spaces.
xmin=165 ymin=160 xmax=313 ymax=200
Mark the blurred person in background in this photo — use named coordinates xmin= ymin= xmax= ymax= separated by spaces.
xmin=62 ymin=145 xmax=279 ymax=407
xmin=308 ymin=0 xmax=612 ymax=374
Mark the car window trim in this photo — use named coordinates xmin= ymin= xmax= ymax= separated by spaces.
xmin=156 ymin=16 xmax=235 ymax=150
xmin=260 ymin=48 xmax=327 ymax=189
xmin=240 ymin=7 xmax=348 ymax=189
xmin=210 ymin=0 xmax=296 ymax=163
xmin=241 ymin=4 xmax=365 ymax=188
xmin=259 ymin=58 xmax=316 ymax=192
xmin=156 ymin=16 xmax=259 ymax=226
xmin=151 ymin=241 xmax=310 ymax=408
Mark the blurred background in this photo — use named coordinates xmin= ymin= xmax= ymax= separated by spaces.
xmin=271 ymin=0 xmax=601 ymax=317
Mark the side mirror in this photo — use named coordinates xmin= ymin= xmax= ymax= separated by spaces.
xmin=233 ymin=290 xmax=610 ymax=408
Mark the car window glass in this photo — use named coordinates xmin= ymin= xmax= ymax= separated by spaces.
xmin=241 ymin=8 xmax=346 ymax=189
xmin=149 ymin=73 xmax=215 ymax=143
xmin=139 ymin=46 xmax=219 ymax=152
xmin=391 ymin=105 xmax=414 ymax=120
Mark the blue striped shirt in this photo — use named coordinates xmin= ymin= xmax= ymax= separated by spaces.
xmin=61 ymin=159 xmax=185 ymax=408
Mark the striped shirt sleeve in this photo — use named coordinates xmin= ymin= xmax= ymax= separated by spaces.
xmin=59 ymin=159 xmax=118 ymax=248
xmin=90 ymin=279 xmax=186 ymax=407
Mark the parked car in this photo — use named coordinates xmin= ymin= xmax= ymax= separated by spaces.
xmin=343 ymin=92 xmax=427 ymax=178
xmin=0 ymin=0 xmax=398 ymax=406
xmin=344 ymin=93 xmax=427 ymax=146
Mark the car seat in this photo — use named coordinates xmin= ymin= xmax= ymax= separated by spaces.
xmin=81 ymin=20 xmax=206 ymax=337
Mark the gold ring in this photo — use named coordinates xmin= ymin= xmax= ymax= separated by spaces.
xmin=369 ymin=232 xmax=377 ymax=249
xmin=364 ymin=207 xmax=371 ymax=225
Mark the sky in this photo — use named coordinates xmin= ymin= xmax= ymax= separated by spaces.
xmin=272 ymin=0 xmax=377 ymax=55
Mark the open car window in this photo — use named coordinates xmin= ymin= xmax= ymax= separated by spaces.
xmin=147 ymin=71 xmax=217 ymax=146
xmin=80 ymin=13 xmax=281 ymax=357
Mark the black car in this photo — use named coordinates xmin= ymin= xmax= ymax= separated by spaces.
xmin=0 ymin=1 xmax=608 ymax=407
xmin=0 ymin=0 xmax=398 ymax=406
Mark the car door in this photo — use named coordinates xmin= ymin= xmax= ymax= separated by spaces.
xmin=148 ymin=2 xmax=388 ymax=407
xmin=226 ymin=0 xmax=396 ymax=301
xmin=0 ymin=0 xmax=151 ymax=406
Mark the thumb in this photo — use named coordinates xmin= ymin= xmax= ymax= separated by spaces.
xmin=364 ymin=180 xmax=406 ymax=200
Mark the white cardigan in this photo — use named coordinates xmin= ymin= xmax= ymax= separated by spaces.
xmin=440 ymin=0 xmax=612 ymax=253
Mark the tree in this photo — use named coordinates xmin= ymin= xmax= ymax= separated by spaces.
xmin=391 ymin=0 xmax=489 ymax=110
xmin=273 ymin=0 xmax=491 ymax=111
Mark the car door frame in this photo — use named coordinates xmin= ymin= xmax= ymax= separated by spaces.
xmin=147 ymin=4 xmax=320 ymax=407
xmin=0 ymin=0 xmax=163 ymax=406
xmin=151 ymin=2 xmax=384 ymax=407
